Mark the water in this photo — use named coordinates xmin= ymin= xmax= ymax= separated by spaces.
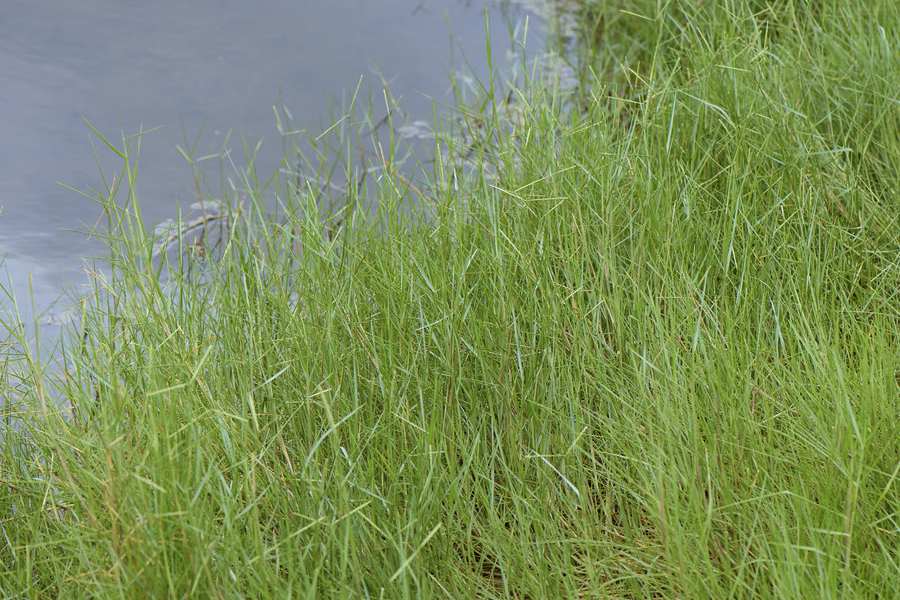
xmin=0 ymin=0 xmax=547 ymax=342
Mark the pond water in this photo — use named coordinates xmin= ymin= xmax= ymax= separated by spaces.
xmin=0 ymin=0 xmax=553 ymax=345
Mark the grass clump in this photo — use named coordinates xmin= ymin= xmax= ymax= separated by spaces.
xmin=3 ymin=1 xmax=900 ymax=597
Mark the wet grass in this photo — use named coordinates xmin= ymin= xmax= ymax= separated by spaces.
xmin=3 ymin=1 xmax=900 ymax=597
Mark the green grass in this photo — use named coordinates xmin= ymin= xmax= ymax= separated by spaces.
xmin=3 ymin=1 xmax=900 ymax=597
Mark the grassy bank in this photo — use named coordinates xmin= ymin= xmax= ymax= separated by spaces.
xmin=3 ymin=1 xmax=900 ymax=597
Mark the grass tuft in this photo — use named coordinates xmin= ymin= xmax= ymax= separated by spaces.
xmin=2 ymin=2 xmax=900 ymax=597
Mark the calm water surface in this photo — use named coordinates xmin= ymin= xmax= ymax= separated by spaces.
xmin=0 ymin=0 xmax=544 ymax=336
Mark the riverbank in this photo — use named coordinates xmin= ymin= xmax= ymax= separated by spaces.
xmin=4 ymin=2 xmax=900 ymax=597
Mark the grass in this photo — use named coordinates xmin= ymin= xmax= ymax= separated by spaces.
xmin=3 ymin=0 xmax=900 ymax=597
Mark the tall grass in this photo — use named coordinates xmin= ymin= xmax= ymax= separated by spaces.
xmin=2 ymin=1 xmax=900 ymax=597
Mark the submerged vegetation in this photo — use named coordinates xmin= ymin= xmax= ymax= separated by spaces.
xmin=3 ymin=0 xmax=900 ymax=597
